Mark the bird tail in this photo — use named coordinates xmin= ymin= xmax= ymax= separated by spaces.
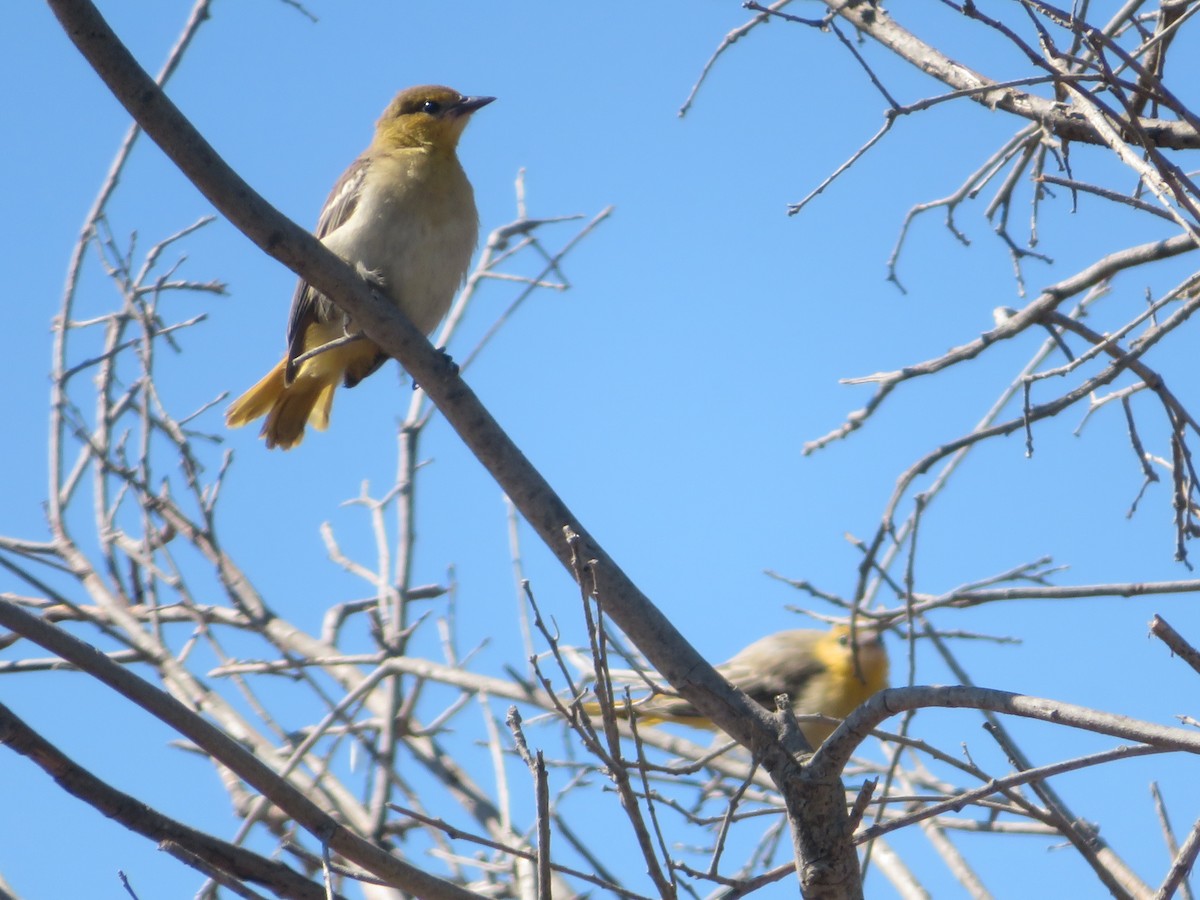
xmin=225 ymin=358 xmax=336 ymax=450
xmin=579 ymin=698 xmax=684 ymax=728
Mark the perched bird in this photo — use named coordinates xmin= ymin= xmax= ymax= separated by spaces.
xmin=587 ymin=626 xmax=889 ymax=748
xmin=226 ymin=85 xmax=494 ymax=449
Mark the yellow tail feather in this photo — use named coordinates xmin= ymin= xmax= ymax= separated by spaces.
xmin=225 ymin=358 xmax=339 ymax=451
xmin=225 ymin=360 xmax=286 ymax=429
xmin=226 ymin=323 xmax=387 ymax=450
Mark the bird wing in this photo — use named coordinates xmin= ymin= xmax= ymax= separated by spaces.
xmin=284 ymin=157 xmax=370 ymax=381
xmin=716 ymin=654 xmax=824 ymax=709
xmin=638 ymin=631 xmax=827 ymax=721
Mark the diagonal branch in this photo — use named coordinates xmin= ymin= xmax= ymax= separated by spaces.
xmin=0 ymin=599 xmax=478 ymax=900
xmin=44 ymin=0 xmax=864 ymax=895
xmin=0 ymin=700 xmax=329 ymax=900
xmin=820 ymin=0 xmax=1200 ymax=150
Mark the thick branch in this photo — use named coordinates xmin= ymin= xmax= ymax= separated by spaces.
xmin=0 ymin=701 xmax=329 ymax=900
xmin=0 ymin=599 xmax=479 ymax=899
xmin=813 ymin=684 xmax=1200 ymax=778
xmin=44 ymin=0 xmax=763 ymax=753
xmin=43 ymin=0 xmax=867 ymax=894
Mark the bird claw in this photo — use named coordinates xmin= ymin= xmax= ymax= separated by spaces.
xmin=437 ymin=347 xmax=460 ymax=375
xmin=410 ymin=348 xmax=458 ymax=391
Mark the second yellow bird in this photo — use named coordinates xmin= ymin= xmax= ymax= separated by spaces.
xmin=226 ymin=85 xmax=493 ymax=449
xmin=589 ymin=626 xmax=889 ymax=748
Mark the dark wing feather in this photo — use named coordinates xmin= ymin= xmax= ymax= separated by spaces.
xmin=720 ymin=656 xmax=825 ymax=709
xmin=284 ymin=157 xmax=370 ymax=382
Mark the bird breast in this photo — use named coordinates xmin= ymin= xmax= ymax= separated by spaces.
xmin=322 ymin=153 xmax=478 ymax=336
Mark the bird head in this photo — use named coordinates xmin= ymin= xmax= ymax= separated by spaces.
xmin=373 ymin=85 xmax=495 ymax=152
xmin=821 ymin=624 xmax=890 ymax=697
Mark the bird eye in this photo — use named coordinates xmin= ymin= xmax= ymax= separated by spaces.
xmin=421 ymin=100 xmax=442 ymax=115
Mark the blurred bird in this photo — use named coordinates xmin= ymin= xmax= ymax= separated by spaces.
xmin=226 ymin=85 xmax=494 ymax=449
xmin=587 ymin=626 xmax=889 ymax=747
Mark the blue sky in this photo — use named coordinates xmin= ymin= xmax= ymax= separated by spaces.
xmin=4 ymin=2 xmax=1200 ymax=897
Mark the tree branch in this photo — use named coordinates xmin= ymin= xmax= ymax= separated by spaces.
xmin=821 ymin=0 xmax=1200 ymax=150
xmin=0 ymin=700 xmax=330 ymax=900
xmin=43 ymin=0 xmax=862 ymax=894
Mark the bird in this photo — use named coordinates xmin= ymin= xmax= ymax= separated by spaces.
xmin=225 ymin=85 xmax=494 ymax=449
xmin=585 ymin=626 xmax=889 ymax=748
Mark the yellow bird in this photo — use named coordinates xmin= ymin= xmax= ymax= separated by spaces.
xmin=226 ymin=85 xmax=494 ymax=449
xmin=588 ymin=626 xmax=889 ymax=748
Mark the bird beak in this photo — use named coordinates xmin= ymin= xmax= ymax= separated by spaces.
xmin=456 ymin=95 xmax=496 ymax=115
